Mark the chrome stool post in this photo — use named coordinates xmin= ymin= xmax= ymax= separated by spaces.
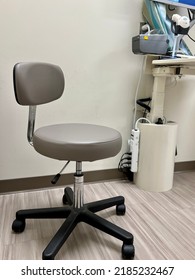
xmin=73 ymin=162 xmax=84 ymax=208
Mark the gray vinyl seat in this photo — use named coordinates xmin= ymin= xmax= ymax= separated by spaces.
xmin=12 ymin=62 xmax=134 ymax=260
xmin=33 ymin=123 xmax=122 ymax=161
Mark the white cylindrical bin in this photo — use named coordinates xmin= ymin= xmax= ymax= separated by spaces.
xmin=135 ymin=122 xmax=178 ymax=192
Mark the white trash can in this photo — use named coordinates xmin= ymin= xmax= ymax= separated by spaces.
xmin=135 ymin=122 xmax=178 ymax=192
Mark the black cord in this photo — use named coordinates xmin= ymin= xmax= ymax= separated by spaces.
xmin=187 ymin=34 xmax=195 ymax=43
xmin=136 ymin=97 xmax=152 ymax=114
xmin=118 ymin=153 xmax=131 ymax=171
xmin=118 ymin=152 xmax=133 ymax=181
xmin=143 ymin=99 xmax=151 ymax=118
xmin=188 ymin=9 xmax=192 ymax=21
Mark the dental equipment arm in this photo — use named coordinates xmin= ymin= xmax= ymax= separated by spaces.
xmin=171 ymin=14 xmax=190 ymax=57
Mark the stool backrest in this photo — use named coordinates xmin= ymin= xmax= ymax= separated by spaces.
xmin=13 ymin=62 xmax=65 ymax=105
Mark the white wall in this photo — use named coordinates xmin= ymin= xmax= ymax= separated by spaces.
xmin=0 ymin=0 xmax=143 ymax=179
xmin=0 ymin=0 xmax=195 ymax=180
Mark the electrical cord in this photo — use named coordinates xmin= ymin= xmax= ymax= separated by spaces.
xmin=118 ymin=152 xmax=133 ymax=181
xmin=136 ymin=97 xmax=151 ymax=114
xmin=135 ymin=117 xmax=151 ymax=130
xmin=133 ymin=56 xmax=147 ymax=127
xmin=118 ymin=153 xmax=131 ymax=170
xmin=188 ymin=9 xmax=192 ymax=21
xmin=187 ymin=33 xmax=195 ymax=42
xmin=143 ymin=98 xmax=151 ymax=118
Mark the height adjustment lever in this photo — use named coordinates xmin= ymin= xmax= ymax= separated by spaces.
xmin=51 ymin=161 xmax=70 ymax=184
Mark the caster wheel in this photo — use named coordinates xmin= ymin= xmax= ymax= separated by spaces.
xmin=62 ymin=194 xmax=68 ymax=205
xmin=122 ymin=244 xmax=135 ymax=260
xmin=116 ymin=204 xmax=126 ymax=215
xmin=12 ymin=219 xmax=26 ymax=233
xmin=62 ymin=187 xmax=73 ymax=205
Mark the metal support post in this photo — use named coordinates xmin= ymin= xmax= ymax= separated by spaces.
xmin=73 ymin=162 xmax=84 ymax=208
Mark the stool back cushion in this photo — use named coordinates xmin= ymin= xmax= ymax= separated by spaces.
xmin=13 ymin=62 xmax=65 ymax=105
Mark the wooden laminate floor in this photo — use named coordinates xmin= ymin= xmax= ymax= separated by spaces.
xmin=0 ymin=171 xmax=195 ymax=260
